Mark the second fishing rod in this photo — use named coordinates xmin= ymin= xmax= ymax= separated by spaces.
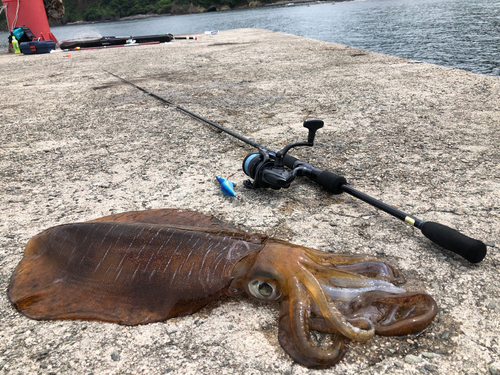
xmin=106 ymin=71 xmax=487 ymax=264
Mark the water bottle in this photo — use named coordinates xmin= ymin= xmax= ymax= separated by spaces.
xmin=12 ymin=36 xmax=21 ymax=54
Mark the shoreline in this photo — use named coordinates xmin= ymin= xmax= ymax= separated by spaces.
xmin=59 ymin=0 xmax=344 ymax=26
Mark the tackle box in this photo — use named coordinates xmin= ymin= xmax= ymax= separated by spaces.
xmin=20 ymin=41 xmax=56 ymax=55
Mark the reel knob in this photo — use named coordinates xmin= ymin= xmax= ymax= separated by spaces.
xmin=303 ymin=118 xmax=324 ymax=144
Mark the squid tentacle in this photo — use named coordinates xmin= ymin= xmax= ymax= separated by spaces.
xmin=305 ymin=314 xmax=374 ymax=335
xmin=301 ymin=252 xmax=404 ymax=286
xmin=301 ymin=256 xmax=368 ymax=280
xmin=300 ymin=253 xmax=378 ymax=284
xmin=278 ymin=277 xmax=347 ymax=368
xmin=296 ymin=261 xmax=375 ymax=342
xmin=303 ymin=247 xmax=375 ymax=265
xmin=335 ymin=261 xmax=405 ymax=285
xmin=299 ymin=257 xmax=407 ymax=303
xmin=308 ymin=316 xmax=340 ymax=334
xmin=344 ymin=291 xmax=438 ymax=336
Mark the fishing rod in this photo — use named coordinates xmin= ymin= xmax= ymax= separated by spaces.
xmin=106 ymin=71 xmax=487 ymax=264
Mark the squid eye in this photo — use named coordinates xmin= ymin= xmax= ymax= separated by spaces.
xmin=248 ymin=279 xmax=281 ymax=301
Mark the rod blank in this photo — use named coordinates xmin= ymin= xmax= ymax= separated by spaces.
xmin=105 ymin=71 xmax=487 ymax=263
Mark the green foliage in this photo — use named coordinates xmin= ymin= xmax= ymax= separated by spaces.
xmin=0 ymin=0 xmax=278 ymax=27
xmin=155 ymin=0 xmax=175 ymax=14
xmin=58 ymin=0 xmax=255 ymax=23
xmin=83 ymin=3 xmax=104 ymax=21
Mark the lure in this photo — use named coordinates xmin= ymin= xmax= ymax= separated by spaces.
xmin=216 ymin=176 xmax=236 ymax=197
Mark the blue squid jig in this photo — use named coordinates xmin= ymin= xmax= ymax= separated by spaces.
xmin=216 ymin=176 xmax=236 ymax=197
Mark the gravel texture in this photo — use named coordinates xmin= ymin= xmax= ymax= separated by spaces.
xmin=0 ymin=28 xmax=499 ymax=374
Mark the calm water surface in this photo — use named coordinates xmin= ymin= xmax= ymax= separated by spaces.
xmin=2 ymin=0 xmax=499 ymax=76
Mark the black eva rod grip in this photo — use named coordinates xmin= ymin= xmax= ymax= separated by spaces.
xmin=420 ymin=222 xmax=486 ymax=263
xmin=283 ymin=154 xmax=299 ymax=169
xmin=316 ymin=170 xmax=347 ymax=194
xmin=283 ymin=155 xmax=347 ymax=194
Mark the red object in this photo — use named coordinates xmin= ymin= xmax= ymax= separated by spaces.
xmin=2 ymin=0 xmax=58 ymax=43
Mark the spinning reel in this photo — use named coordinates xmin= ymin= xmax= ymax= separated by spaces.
xmin=242 ymin=119 xmax=347 ymax=194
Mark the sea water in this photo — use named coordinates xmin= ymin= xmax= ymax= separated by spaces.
xmin=1 ymin=0 xmax=499 ymax=76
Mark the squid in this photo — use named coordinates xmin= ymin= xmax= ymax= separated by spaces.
xmin=8 ymin=209 xmax=437 ymax=368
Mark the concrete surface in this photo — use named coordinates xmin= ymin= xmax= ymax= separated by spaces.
xmin=0 ymin=28 xmax=499 ymax=374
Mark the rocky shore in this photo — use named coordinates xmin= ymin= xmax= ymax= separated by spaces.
xmin=55 ymin=0 xmax=343 ymax=23
xmin=169 ymin=0 xmax=340 ymax=14
xmin=0 ymin=28 xmax=499 ymax=374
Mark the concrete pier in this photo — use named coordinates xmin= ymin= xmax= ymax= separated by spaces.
xmin=0 ymin=29 xmax=499 ymax=374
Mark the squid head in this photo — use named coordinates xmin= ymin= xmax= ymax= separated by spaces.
xmin=228 ymin=240 xmax=437 ymax=368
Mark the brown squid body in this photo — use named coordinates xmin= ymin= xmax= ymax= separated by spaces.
xmin=8 ymin=209 xmax=437 ymax=368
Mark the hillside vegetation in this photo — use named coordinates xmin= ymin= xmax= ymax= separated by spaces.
xmin=0 ymin=0 xmax=269 ymax=29
xmin=2 ymin=0 xmax=338 ymax=29
xmin=60 ymin=0 xmax=271 ymax=23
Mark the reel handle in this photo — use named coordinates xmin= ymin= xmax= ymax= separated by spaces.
xmin=303 ymin=119 xmax=324 ymax=144
xmin=275 ymin=119 xmax=325 ymax=162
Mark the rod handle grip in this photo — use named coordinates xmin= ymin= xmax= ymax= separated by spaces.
xmin=284 ymin=155 xmax=346 ymax=194
xmin=316 ymin=170 xmax=347 ymax=195
xmin=283 ymin=154 xmax=300 ymax=169
xmin=420 ymin=222 xmax=487 ymax=263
